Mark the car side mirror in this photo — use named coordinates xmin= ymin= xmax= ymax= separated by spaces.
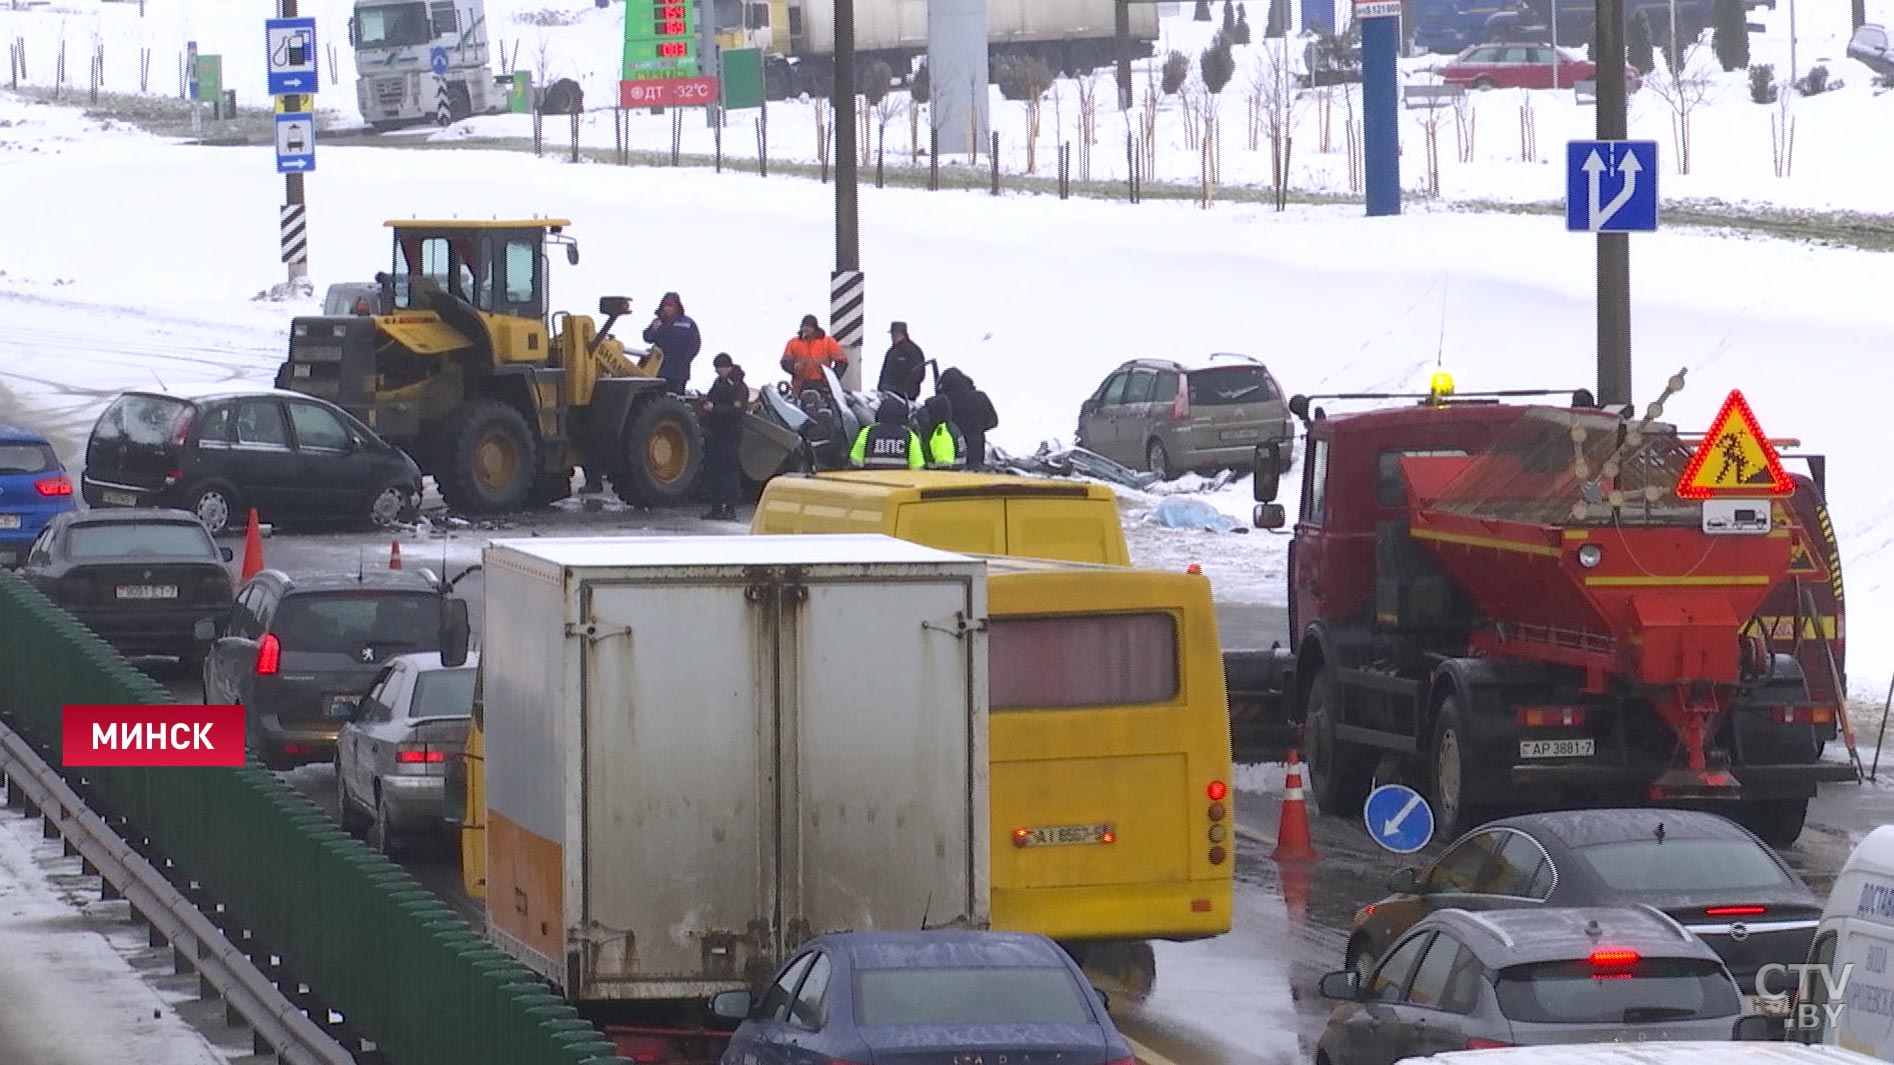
xmin=193 ymin=617 xmax=221 ymax=643
xmin=1252 ymin=442 xmax=1282 ymax=503
xmin=1732 ymin=1015 xmax=1786 ymax=1041
xmin=709 ymin=989 xmax=753 ymax=1021
xmin=599 ymin=296 xmax=631 ymax=317
xmin=439 ymin=597 xmax=471 ymax=669
xmin=220 ymin=546 xmax=234 ymax=562
xmin=1253 ymin=503 xmax=1287 ymax=530
xmin=1318 ymin=970 xmax=1363 ymax=1001
xmin=1288 ymin=394 xmax=1311 ymax=420
xmin=1389 ymin=867 xmax=1421 ymax=894
xmin=566 ymin=244 xmax=581 ymax=266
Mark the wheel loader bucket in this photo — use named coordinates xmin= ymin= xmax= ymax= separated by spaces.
xmin=739 ymin=412 xmax=807 ymax=482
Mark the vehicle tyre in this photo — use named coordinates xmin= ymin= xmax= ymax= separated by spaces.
xmin=186 ymin=482 xmax=239 ymax=535
xmin=335 ymin=762 xmax=370 ymax=834
xmin=1739 ymin=798 xmax=1809 ymax=850
xmin=1307 ymin=675 xmax=1375 ymax=818
xmin=436 ymin=401 xmax=537 ymax=514
xmin=367 ymin=787 xmax=403 ymax=857
xmin=1429 ymin=695 xmax=1490 ymax=840
xmin=1472 ymin=76 xmax=1497 ymax=90
xmin=367 ymin=481 xmax=419 ymax=529
xmin=1147 ymin=439 xmax=1178 ymax=481
xmin=613 ymin=396 xmax=705 ymax=508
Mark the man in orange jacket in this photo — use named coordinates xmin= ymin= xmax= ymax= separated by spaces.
xmin=781 ymin=314 xmax=848 ymax=393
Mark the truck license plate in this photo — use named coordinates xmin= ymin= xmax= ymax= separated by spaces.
xmin=1520 ymin=738 xmax=1595 ymax=758
xmin=1020 ymin=823 xmax=1113 ymax=847
xmin=0 ymin=514 xmax=19 ymax=529
xmin=116 ymin=585 xmax=178 ymax=600
xmin=102 ymin=490 xmax=138 ymax=506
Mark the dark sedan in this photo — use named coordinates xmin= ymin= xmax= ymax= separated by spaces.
xmin=1343 ymin=808 xmax=1821 ymax=997
xmin=15 ymin=508 xmax=234 ymax=664
xmin=711 ymin=930 xmax=1133 ymax=1065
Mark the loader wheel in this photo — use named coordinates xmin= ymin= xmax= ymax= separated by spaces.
xmin=437 ymin=401 xmax=537 ymax=514
xmin=613 ymin=396 xmax=705 ymax=508
xmin=1308 ymin=676 xmax=1374 ymax=818
xmin=1429 ymin=696 xmax=1491 ymax=840
xmin=1739 ymin=799 xmax=1810 ymax=850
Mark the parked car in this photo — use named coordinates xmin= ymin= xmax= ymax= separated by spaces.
xmin=710 ymin=930 xmax=1133 ymax=1065
xmin=1344 ymin=809 xmax=1821 ymax=996
xmin=1440 ymin=43 xmax=1641 ymax=91
xmin=15 ymin=508 xmax=234 ymax=663
xmin=81 ymin=385 xmax=423 ymax=535
xmin=334 ymin=650 xmax=476 ymax=855
xmin=0 ymin=423 xmax=77 ymax=568
xmin=1316 ymin=906 xmax=1745 ymax=1065
xmin=198 ymin=568 xmax=452 ymax=769
xmin=1847 ymin=23 xmax=1894 ymax=79
xmin=1075 ymin=354 xmax=1294 ymax=480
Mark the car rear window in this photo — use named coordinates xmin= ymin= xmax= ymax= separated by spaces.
xmin=272 ymin=593 xmax=442 ymax=656
xmin=68 ymin=523 xmax=214 ymax=559
xmin=988 ymin=612 xmax=1179 ymax=710
xmin=854 ymin=967 xmax=1092 ymax=1027
xmin=1187 ymin=366 xmax=1275 ymax=406
xmin=411 ymin=668 xmax=476 ymax=719
xmin=93 ymin=394 xmax=193 ymax=445
xmin=1574 ymin=839 xmax=1790 ymax=893
xmin=0 ymin=443 xmax=56 ymax=474
xmin=1495 ymin=957 xmax=1740 ymax=1024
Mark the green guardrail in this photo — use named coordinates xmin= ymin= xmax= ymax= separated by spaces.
xmin=0 ymin=572 xmax=627 ymax=1065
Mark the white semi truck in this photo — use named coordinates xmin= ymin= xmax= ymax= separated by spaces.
xmin=348 ymin=0 xmax=511 ymax=129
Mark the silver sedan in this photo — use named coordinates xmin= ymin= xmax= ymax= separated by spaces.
xmin=332 ymin=650 xmax=477 ymax=854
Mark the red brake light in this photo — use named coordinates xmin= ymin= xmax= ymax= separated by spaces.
xmin=1170 ymin=388 xmax=1190 ymax=421
xmin=255 ymin=634 xmax=280 ymax=675
xmin=1465 ymin=1039 xmax=1514 ymax=1049
xmin=396 ymin=747 xmax=446 ymax=764
xmin=34 ymin=475 xmax=72 ymax=496
xmin=1589 ymin=950 xmax=1639 ymax=967
xmin=1207 ymin=780 xmax=1228 ymax=801
xmin=1011 ymin=827 xmax=1030 ymax=848
xmin=1516 ymin=705 xmax=1585 ymax=728
xmin=169 ymin=409 xmax=196 ymax=448
xmin=1704 ymin=905 xmax=1767 ymax=916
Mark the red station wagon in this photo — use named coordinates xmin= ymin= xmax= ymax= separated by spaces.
xmin=1441 ymin=43 xmax=1642 ymax=91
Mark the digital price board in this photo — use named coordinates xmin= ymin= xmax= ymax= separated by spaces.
xmin=621 ymin=0 xmax=714 ymax=105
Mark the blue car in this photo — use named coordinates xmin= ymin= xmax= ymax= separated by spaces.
xmin=0 ymin=424 xmax=76 ymax=567
xmin=710 ymin=930 xmax=1134 ymax=1065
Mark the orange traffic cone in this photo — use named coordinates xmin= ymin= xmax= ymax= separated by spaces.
xmin=1271 ymin=749 xmax=1318 ymax=862
xmin=1278 ymin=853 xmax=1313 ymax=924
xmin=239 ymin=508 xmax=264 ymax=582
xmin=388 ymin=539 xmax=403 ymax=570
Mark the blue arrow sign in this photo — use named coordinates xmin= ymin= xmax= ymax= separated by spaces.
xmin=265 ymin=17 xmax=320 ymax=96
xmin=430 ymin=46 xmax=450 ymax=76
xmin=274 ymin=112 xmax=316 ymax=174
xmin=1363 ymin=784 xmax=1434 ymax=854
xmin=1565 ymin=139 xmax=1658 ymax=233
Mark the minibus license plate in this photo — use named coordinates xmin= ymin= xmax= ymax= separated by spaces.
xmin=1520 ymin=739 xmax=1594 ymax=758
xmin=1023 ymin=823 xmax=1112 ymax=847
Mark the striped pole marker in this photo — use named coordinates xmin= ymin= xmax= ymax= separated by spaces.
xmin=829 ymin=269 xmax=865 ymax=389
xmin=434 ymin=72 xmax=451 ymax=126
xmin=279 ymin=203 xmax=308 ymax=266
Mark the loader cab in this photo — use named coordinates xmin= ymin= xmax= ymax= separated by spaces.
xmin=381 ymin=218 xmax=584 ymax=365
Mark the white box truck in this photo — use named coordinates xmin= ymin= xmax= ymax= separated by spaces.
xmin=472 ymin=533 xmax=990 ymax=1057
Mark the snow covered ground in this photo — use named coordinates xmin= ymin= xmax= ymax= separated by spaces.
xmin=3 ymin=0 xmax=1894 ymax=212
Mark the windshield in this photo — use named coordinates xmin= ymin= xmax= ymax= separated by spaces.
xmin=410 ymin=668 xmax=476 ymax=719
xmin=1574 ymin=839 xmax=1790 ymax=893
xmin=0 ymin=443 xmax=56 ymax=474
xmin=93 ymin=394 xmax=192 ymax=447
xmin=272 ymin=593 xmax=442 ymax=656
xmin=356 ymin=2 xmax=433 ymax=48
xmin=68 ymin=523 xmax=215 ymax=559
xmin=1187 ymin=365 xmax=1275 ymax=406
xmin=1495 ymin=957 xmax=1740 ymax=1023
xmin=855 ymin=967 xmax=1091 ymax=1026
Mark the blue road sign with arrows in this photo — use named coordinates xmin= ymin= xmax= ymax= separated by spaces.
xmin=430 ymin=47 xmax=450 ymax=76
xmin=1565 ymin=139 xmax=1658 ymax=233
xmin=1363 ymin=784 xmax=1435 ymax=854
xmin=265 ymin=17 xmax=320 ymax=95
xmin=275 ymin=112 xmax=316 ymax=173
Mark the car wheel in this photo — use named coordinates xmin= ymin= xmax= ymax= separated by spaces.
xmin=1146 ymin=439 xmax=1178 ymax=480
xmin=335 ymin=761 xmax=370 ymax=834
xmin=187 ymin=483 xmax=238 ymax=535
xmin=367 ymin=482 xmax=418 ymax=529
xmin=367 ymin=787 xmax=402 ymax=857
xmin=1472 ymin=76 xmax=1497 ymax=90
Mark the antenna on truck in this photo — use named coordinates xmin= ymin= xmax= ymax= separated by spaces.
xmin=919 ymin=892 xmax=933 ymax=931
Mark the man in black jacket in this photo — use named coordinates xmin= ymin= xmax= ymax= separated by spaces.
xmin=937 ymin=367 xmax=999 ymax=470
xmin=698 ymin=353 xmax=748 ymax=520
xmin=642 ymin=291 xmax=702 ymax=391
xmin=877 ymin=321 xmax=926 ymax=401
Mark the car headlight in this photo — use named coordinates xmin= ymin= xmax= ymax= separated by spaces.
xmin=1576 ymin=543 xmax=1604 ymax=568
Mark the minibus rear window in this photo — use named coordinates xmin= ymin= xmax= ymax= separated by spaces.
xmin=988 ymin=612 xmax=1179 ymax=710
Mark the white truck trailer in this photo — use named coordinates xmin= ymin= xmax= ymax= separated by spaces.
xmin=348 ymin=0 xmax=510 ymax=129
xmin=470 ymin=533 xmax=991 ymax=1060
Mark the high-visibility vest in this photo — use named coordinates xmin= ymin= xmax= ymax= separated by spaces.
xmin=926 ymin=422 xmax=964 ymax=468
xmin=850 ymin=425 xmax=924 ymax=469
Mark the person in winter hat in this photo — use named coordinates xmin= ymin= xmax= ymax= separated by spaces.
xmin=848 ymin=395 xmax=923 ymax=470
xmin=781 ymin=314 xmax=847 ymax=393
xmin=697 ymin=353 xmax=749 ymax=521
xmin=642 ymin=291 xmax=702 ymax=391
xmin=937 ymin=367 xmax=999 ymax=470
xmin=877 ymin=321 xmax=926 ymax=401
xmin=920 ymin=394 xmax=966 ymax=469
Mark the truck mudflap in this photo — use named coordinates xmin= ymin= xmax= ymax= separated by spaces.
xmin=1225 ymin=648 xmax=1296 ymax=763
xmin=1509 ymin=761 xmax=1859 ymax=792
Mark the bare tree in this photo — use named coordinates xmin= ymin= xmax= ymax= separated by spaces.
xmin=534 ymin=31 xmax=556 ymax=97
xmin=809 ymin=96 xmax=832 ymax=170
xmin=1247 ymin=40 xmax=1302 ymax=208
xmin=1645 ymin=33 xmax=1723 ymax=174
xmin=1073 ymin=67 xmax=1104 ymax=180
xmin=874 ymin=90 xmax=902 ymax=165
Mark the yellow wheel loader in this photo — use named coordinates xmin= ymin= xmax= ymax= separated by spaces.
xmin=275 ymin=219 xmax=705 ymax=513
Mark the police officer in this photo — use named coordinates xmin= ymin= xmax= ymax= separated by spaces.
xmin=698 ymin=353 xmax=748 ymax=521
xmin=920 ymin=395 xmax=966 ymax=469
xmin=849 ymin=396 xmax=924 ymax=470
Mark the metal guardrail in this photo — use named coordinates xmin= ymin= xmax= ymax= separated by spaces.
xmin=0 ymin=719 xmax=355 ymax=1065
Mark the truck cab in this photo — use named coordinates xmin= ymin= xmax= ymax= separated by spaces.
xmin=350 ymin=0 xmax=507 ymax=128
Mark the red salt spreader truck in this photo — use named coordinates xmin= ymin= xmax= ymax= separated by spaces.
xmin=1225 ymin=372 xmax=1853 ymax=847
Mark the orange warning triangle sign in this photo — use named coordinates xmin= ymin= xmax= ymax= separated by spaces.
xmin=1786 ymin=534 xmax=1825 ymax=576
xmin=1677 ymin=390 xmax=1794 ymax=499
